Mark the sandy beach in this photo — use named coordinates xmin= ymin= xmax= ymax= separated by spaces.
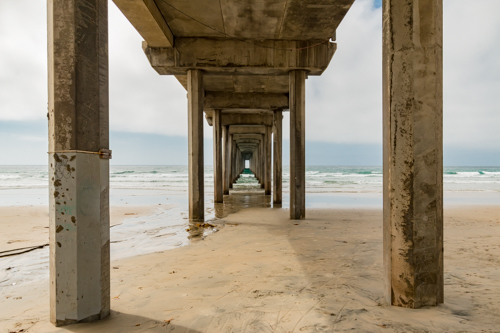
xmin=0 ymin=205 xmax=158 ymax=253
xmin=1 ymin=203 xmax=499 ymax=332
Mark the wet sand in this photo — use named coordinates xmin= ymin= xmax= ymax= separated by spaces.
xmin=0 ymin=205 xmax=160 ymax=253
xmin=1 ymin=202 xmax=500 ymax=332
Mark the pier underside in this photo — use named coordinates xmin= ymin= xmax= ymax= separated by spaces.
xmin=46 ymin=0 xmax=443 ymax=325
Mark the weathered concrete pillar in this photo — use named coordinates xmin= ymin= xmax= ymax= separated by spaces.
xmin=233 ymin=143 xmax=238 ymax=183
xmin=273 ymin=110 xmax=283 ymax=204
xmin=265 ymin=126 xmax=272 ymax=195
xmin=232 ymin=143 xmax=235 ymax=185
xmin=289 ymin=70 xmax=306 ymax=219
xmin=212 ymin=110 xmax=223 ymax=203
xmin=222 ymin=126 xmax=230 ymax=195
xmin=237 ymin=149 xmax=242 ymax=179
xmin=233 ymin=146 xmax=238 ymax=183
xmin=188 ymin=69 xmax=204 ymax=221
xmin=228 ymin=135 xmax=234 ymax=189
xmin=255 ymin=148 xmax=260 ymax=183
xmin=252 ymin=154 xmax=256 ymax=181
xmin=48 ymin=0 xmax=110 ymax=326
xmin=260 ymin=138 xmax=265 ymax=189
xmin=383 ymin=0 xmax=443 ymax=308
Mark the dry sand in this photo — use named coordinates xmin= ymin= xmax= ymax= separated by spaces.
xmin=1 ymin=205 xmax=500 ymax=332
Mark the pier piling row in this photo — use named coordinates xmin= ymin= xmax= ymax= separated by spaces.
xmin=47 ymin=0 xmax=443 ymax=325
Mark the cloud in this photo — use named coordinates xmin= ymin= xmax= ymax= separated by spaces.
xmin=442 ymin=0 xmax=500 ymax=149
xmin=108 ymin=4 xmax=188 ymax=137
xmin=305 ymin=0 xmax=500 ymax=150
xmin=305 ymin=0 xmax=382 ymax=144
xmin=1 ymin=0 xmax=499 ymax=152
xmin=0 ymin=0 xmax=47 ymax=121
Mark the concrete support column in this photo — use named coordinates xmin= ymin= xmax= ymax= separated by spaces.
xmin=256 ymin=149 xmax=260 ymax=183
xmin=229 ymin=135 xmax=234 ymax=189
xmin=231 ymin=145 xmax=235 ymax=184
xmin=222 ymin=126 xmax=230 ymax=195
xmin=265 ymin=126 xmax=272 ymax=195
xmin=289 ymin=70 xmax=306 ymax=219
xmin=187 ymin=69 xmax=204 ymax=221
xmin=48 ymin=0 xmax=110 ymax=325
xmin=383 ymin=0 xmax=443 ymax=308
xmin=254 ymin=151 xmax=257 ymax=179
xmin=273 ymin=110 xmax=283 ymax=204
xmin=235 ymin=147 xmax=239 ymax=182
xmin=233 ymin=143 xmax=238 ymax=183
xmin=260 ymin=138 xmax=265 ymax=188
xmin=212 ymin=110 xmax=223 ymax=203
xmin=237 ymin=152 xmax=240 ymax=175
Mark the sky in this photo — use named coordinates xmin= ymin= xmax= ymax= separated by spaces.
xmin=0 ymin=0 xmax=499 ymax=166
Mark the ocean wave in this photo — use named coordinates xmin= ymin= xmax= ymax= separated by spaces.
xmin=2 ymin=166 xmax=500 ymax=193
xmin=0 ymin=175 xmax=23 ymax=179
xmin=112 ymin=170 xmax=135 ymax=175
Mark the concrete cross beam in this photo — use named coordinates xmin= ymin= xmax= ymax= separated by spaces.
xmin=229 ymin=125 xmax=266 ymax=135
xmin=204 ymin=92 xmax=289 ymax=110
xmin=236 ymin=140 xmax=260 ymax=144
xmin=236 ymin=139 xmax=260 ymax=142
xmin=176 ymin=75 xmax=290 ymax=94
xmin=238 ymin=144 xmax=257 ymax=147
xmin=144 ymin=38 xmax=336 ymax=76
xmin=232 ymin=134 xmax=264 ymax=141
xmin=205 ymin=113 xmax=274 ymax=127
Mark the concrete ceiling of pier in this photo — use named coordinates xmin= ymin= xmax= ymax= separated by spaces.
xmin=156 ymin=0 xmax=353 ymax=40
xmin=114 ymin=0 xmax=354 ymax=117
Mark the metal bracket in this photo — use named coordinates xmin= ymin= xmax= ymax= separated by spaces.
xmin=99 ymin=149 xmax=112 ymax=159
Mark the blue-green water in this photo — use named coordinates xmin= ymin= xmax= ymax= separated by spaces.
xmin=1 ymin=165 xmax=499 ymax=193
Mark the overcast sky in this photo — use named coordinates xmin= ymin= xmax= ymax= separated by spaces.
xmin=0 ymin=0 xmax=499 ymax=165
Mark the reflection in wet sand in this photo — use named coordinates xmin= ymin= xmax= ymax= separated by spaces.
xmin=214 ymin=191 xmax=271 ymax=219
xmin=190 ymin=173 xmax=272 ymax=239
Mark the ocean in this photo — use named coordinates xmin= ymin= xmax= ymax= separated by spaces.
xmin=1 ymin=165 xmax=500 ymax=193
xmin=1 ymin=165 xmax=499 ymax=289
xmin=1 ymin=164 xmax=499 ymax=208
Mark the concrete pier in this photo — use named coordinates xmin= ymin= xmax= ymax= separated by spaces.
xmin=187 ymin=69 xmax=204 ymax=221
xmin=39 ymin=1 xmax=452 ymax=328
xmin=383 ymin=0 xmax=443 ymax=308
xmin=273 ymin=110 xmax=283 ymax=205
xmin=212 ymin=110 xmax=223 ymax=203
xmin=289 ymin=70 xmax=307 ymax=219
xmin=47 ymin=0 xmax=110 ymax=325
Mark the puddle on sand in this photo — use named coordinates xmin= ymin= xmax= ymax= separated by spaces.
xmin=209 ymin=189 xmax=272 ymax=220
xmin=190 ymin=174 xmax=273 ymax=237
